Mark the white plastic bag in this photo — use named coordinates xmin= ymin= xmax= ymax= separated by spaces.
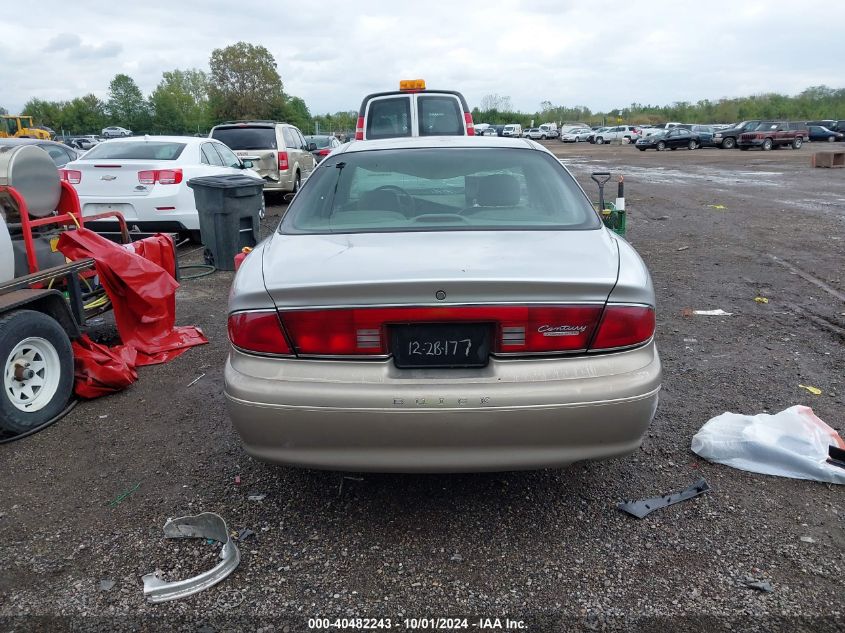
xmin=691 ymin=406 xmax=845 ymax=484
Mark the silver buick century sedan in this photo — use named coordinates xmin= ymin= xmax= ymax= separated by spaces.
xmin=224 ymin=136 xmax=661 ymax=472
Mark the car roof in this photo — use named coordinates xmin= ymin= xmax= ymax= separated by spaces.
xmin=212 ymin=121 xmax=290 ymax=129
xmin=0 ymin=138 xmax=65 ymax=147
xmin=332 ymin=135 xmax=544 ymax=155
xmin=97 ymin=135 xmax=207 ymax=144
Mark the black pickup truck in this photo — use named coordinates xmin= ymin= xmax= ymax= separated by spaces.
xmin=712 ymin=120 xmax=762 ymax=149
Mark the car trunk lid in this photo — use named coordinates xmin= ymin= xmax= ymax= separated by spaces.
xmin=260 ymin=229 xmax=624 ymax=358
xmin=262 ymin=229 xmax=619 ymax=307
xmin=69 ymin=160 xmax=164 ymax=197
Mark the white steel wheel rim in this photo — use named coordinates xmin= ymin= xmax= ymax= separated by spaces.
xmin=3 ymin=337 xmax=61 ymax=413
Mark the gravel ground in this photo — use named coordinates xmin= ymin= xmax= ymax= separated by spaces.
xmin=1 ymin=141 xmax=844 ymax=632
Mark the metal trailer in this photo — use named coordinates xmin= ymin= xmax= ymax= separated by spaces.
xmin=0 ymin=144 xmax=132 ymax=436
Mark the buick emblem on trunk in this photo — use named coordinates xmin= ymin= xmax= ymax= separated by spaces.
xmin=538 ymin=324 xmax=588 ymax=337
xmin=101 ymin=175 xmax=117 ymax=181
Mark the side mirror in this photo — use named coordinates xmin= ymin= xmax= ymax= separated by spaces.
xmin=308 ymin=142 xmax=317 ymax=152
xmin=241 ymin=160 xmax=254 ymax=169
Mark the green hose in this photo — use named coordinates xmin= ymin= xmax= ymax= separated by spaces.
xmin=178 ymin=264 xmax=216 ymax=280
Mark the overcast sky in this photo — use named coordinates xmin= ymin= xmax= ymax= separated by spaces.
xmin=3 ymin=0 xmax=844 ymax=116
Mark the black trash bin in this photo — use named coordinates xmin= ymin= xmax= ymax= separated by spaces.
xmin=187 ymin=174 xmax=265 ymax=271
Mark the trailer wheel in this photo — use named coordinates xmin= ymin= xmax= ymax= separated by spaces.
xmin=0 ymin=310 xmax=74 ymax=434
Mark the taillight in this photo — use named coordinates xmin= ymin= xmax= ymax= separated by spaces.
xmin=137 ymin=169 xmax=183 ymax=185
xmin=228 ymin=311 xmax=292 ymax=355
xmin=465 ymin=112 xmax=475 ymax=136
xmin=318 ymin=148 xmax=331 ymax=156
xmin=278 ymin=151 xmax=289 ymax=170
xmin=158 ymin=169 xmax=182 ymax=184
xmin=279 ymin=306 xmax=607 ymax=357
xmin=355 ymin=116 xmax=364 ymax=140
xmin=589 ymin=305 xmax=655 ymax=351
xmin=60 ymin=169 xmax=81 ymax=184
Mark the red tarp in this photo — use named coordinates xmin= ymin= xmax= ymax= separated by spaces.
xmin=57 ymin=228 xmax=208 ymax=398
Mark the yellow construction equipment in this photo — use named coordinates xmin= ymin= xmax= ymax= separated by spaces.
xmin=0 ymin=115 xmax=51 ymax=140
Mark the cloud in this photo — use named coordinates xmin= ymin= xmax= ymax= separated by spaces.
xmin=43 ymin=31 xmax=122 ymax=59
xmin=5 ymin=0 xmax=845 ymax=115
xmin=44 ymin=32 xmax=81 ymax=52
xmin=69 ymin=42 xmax=123 ymax=59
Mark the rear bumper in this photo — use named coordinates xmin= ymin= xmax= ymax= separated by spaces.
xmin=224 ymin=342 xmax=662 ymax=472
xmin=80 ymin=196 xmax=199 ymax=231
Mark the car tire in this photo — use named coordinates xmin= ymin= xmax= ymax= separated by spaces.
xmin=637 ymin=147 xmax=646 ymax=152
xmin=0 ymin=309 xmax=74 ymax=435
xmin=541 ymin=135 xmax=547 ymax=140
xmin=688 ymin=140 xmax=697 ymax=150
xmin=596 ymin=137 xmax=604 ymax=144
xmin=827 ymin=136 xmax=835 ymax=143
xmin=187 ymin=230 xmax=203 ymax=244
xmin=792 ymin=137 xmax=803 ymax=149
xmin=722 ymin=137 xmax=736 ymax=149
xmin=292 ymin=171 xmax=301 ymax=194
xmin=762 ymin=138 xmax=773 ymax=151
xmin=657 ymin=141 xmax=666 ymax=151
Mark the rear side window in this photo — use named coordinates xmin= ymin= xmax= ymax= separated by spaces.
xmin=211 ymin=127 xmax=277 ymax=150
xmin=283 ymin=127 xmax=303 ymax=149
xmin=366 ymin=97 xmax=411 ymax=139
xmin=201 ymin=143 xmax=224 ymax=166
xmin=418 ymin=96 xmax=463 ymax=136
xmin=81 ymin=142 xmax=186 ymax=160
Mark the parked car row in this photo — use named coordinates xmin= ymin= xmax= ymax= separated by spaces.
xmin=472 ymin=123 xmax=560 ymax=139
xmin=564 ymin=119 xmax=843 ymax=152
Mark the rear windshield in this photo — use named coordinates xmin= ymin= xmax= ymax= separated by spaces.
xmin=281 ymin=148 xmax=600 ymax=234
xmin=211 ymin=126 xmax=277 ymax=150
xmin=418 ymin=95 xmax=464 ymax=136
xmin=366 ymin=97 xmax=411 ymax=139
xmin=306 ymin=136 xmax=332 ymax=149
xmin=81 ymin=141 xmax=185 ymax=160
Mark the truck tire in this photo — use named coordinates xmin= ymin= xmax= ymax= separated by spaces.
xmin=792 ymin=137 xmax=803 ymax=149
xmin=0 ymin=310 xmax=74 ymax=434
xmin=762 ymin=138 xmax=773 ymax=151
xmin=722 ymin=137 xmax=736 ymax=149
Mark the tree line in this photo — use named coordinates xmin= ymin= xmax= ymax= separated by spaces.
xmin=16 ymin=42 xmax=318 ymax=137
xmin=474 ymin=86 xmax=845 ymax=128
xmin=8 ymin=50 xmax=844 ymax=137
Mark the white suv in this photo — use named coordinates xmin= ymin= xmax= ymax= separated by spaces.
xmin=592 ymin=126 xmax=642 ymax=144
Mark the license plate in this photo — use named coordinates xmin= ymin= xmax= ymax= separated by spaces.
xmin=391 ymin=324 xmax=491 ymax=369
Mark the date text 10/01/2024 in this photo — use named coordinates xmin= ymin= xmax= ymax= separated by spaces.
xmin=308 ymin=618 xmax=527 ymax=630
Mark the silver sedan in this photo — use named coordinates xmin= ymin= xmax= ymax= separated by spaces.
xmin=225 ymin=136 xmax=661 ymax=472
